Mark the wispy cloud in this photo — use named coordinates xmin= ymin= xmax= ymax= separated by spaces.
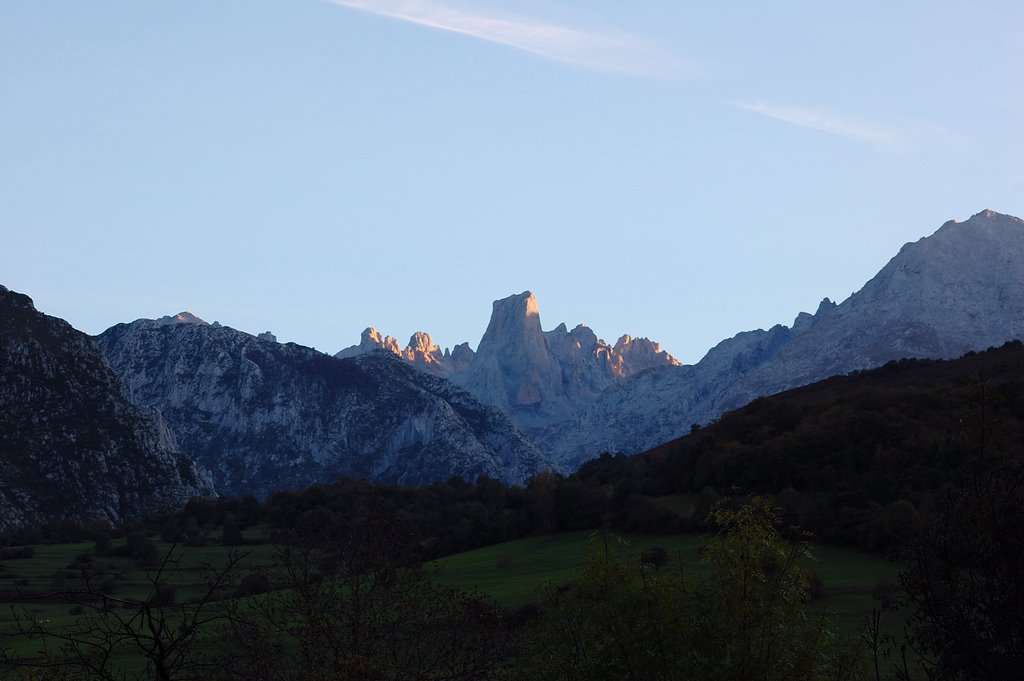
xmin=730 ymin=100 xmax=900 ymax=148
xmin=327 ymin=0 xmax=686 ymax=76
xmin=729 ymin=100 xmax=964 ymax=152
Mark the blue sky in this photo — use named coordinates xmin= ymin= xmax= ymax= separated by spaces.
xmin=2 ymin=1 xmax=1021 ymax=362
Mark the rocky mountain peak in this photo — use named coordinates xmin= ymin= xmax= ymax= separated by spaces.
xmin=905 ymin=210 xmax=1022 ymax=258
xmin=855 ymin=210 xmax=1024 ymax=311
xmin=610 ymin=334 xmax=682 ymax=377
xmin=478 ymin=291 xmax=543 ymax=350
xmin=402 ymin=331 xmax=447 ymax=373
xmin=449 ymin=342 xmax=476 ymax=368
xmin=0 ymin=286 xmax=35 ymax=312
xmin=336 ymin=327 xmax=403 ymax=359
xmin=406 ymin=331 xmax=439 ymax=354
xmin=336 ymin=328 xmax=449 ymax=375
xmin=790 ymin=311 xmax=815 ymax=335
xmin=331 ymin=291 xmax=680 ymax=437
xmin=451 ymin=291 xmax=683 ymax=434
xmin=366 ymin=327 xmax=402 ymax=353
xmin=157 ymin=311 xmax=208 ymax=326
xmin=815 ymin=298 xmax=836 ymax=315
xmin=730 ymin=208 xmax=1024 ymax=401
xmin=463 ymin=291 xmax=562 ymax=423
xmin=569 ymin=324 xmax=599 ymax=348
xmin=538 ymin=210 xmax=1024 ymax=471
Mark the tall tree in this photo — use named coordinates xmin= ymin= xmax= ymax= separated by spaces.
xmin=521 ymin=498 xmax=863 ymax=681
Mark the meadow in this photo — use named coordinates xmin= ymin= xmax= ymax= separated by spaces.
xmin=433 ymin=530 xmax=901 ymax=633
xmin=1 ymin=533 xmax=900 ymax=607
xmin=1 ymin=527 xmax=900 ymax=651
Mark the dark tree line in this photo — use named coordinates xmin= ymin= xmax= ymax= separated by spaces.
xmin=631 ymin=340 xmax=1024 ymax=550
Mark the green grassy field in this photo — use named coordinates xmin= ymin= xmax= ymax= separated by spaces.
xmin=2 ymin=528 xmax=905 ymax=674
xmin=2 ymin=531 xmax=901 ymax=618
xmin=433 ymin=530 xmax=902 ymax=636
xmin=0 ymin=539 xmax=278 ymax=598
xmin=432 ymin=531 xmax=703 ymax=608
xmin=0 ymin=536 xmax=279 ymax=663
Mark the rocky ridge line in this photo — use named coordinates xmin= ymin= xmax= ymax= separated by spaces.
xmin=335 ymin=291 xmax=681 ymax=436
xmin=96 ymin=315 xmax=551 ymax=498
xmin=538 ymin=209 xmax=1024 ymax=469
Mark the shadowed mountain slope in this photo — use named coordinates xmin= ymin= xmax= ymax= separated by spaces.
xmin=0 ymin=286 xmax=213 ymax=531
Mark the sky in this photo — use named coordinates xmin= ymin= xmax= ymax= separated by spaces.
xmin=2 ymin=1 xmax=1022 ymax=363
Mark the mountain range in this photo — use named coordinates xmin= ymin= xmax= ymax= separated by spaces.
xmin=2 ymin=208 xmax=1023 ymax=527
xmin=337 ymin=291 xmax=681 ymax=436
xmin=538 ymin=209 xmax=1024 ymax=468
xmin=338 ymin=210 xmax=1024 ymax=470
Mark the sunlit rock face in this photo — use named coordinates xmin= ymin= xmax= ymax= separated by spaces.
xmin=96 ymin=319 xmax=549 ymax=498
xmin=337 ymin=291 xmax=684 ymax=437
xmin=461 ymin=294 xmax=682 ymax=436
xmin=337 ymin=329 xmax=451 ymax=376
xmin=156 ymin=311 xmax=208 ymax=326
xmin=540 ymin=210 xmax=1024 ymax=470
xmin=336 ymin=327 xmax=403 ymax=359
xmin=0 ymin=287 xmax=213 ymax=532
xmin=611 ymin=334 xmax=681 ymax=377
xmin=453 ymin=292 xmax=567 ymax=433
xmin=401 ymin=331 xmax=448 ymax=374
